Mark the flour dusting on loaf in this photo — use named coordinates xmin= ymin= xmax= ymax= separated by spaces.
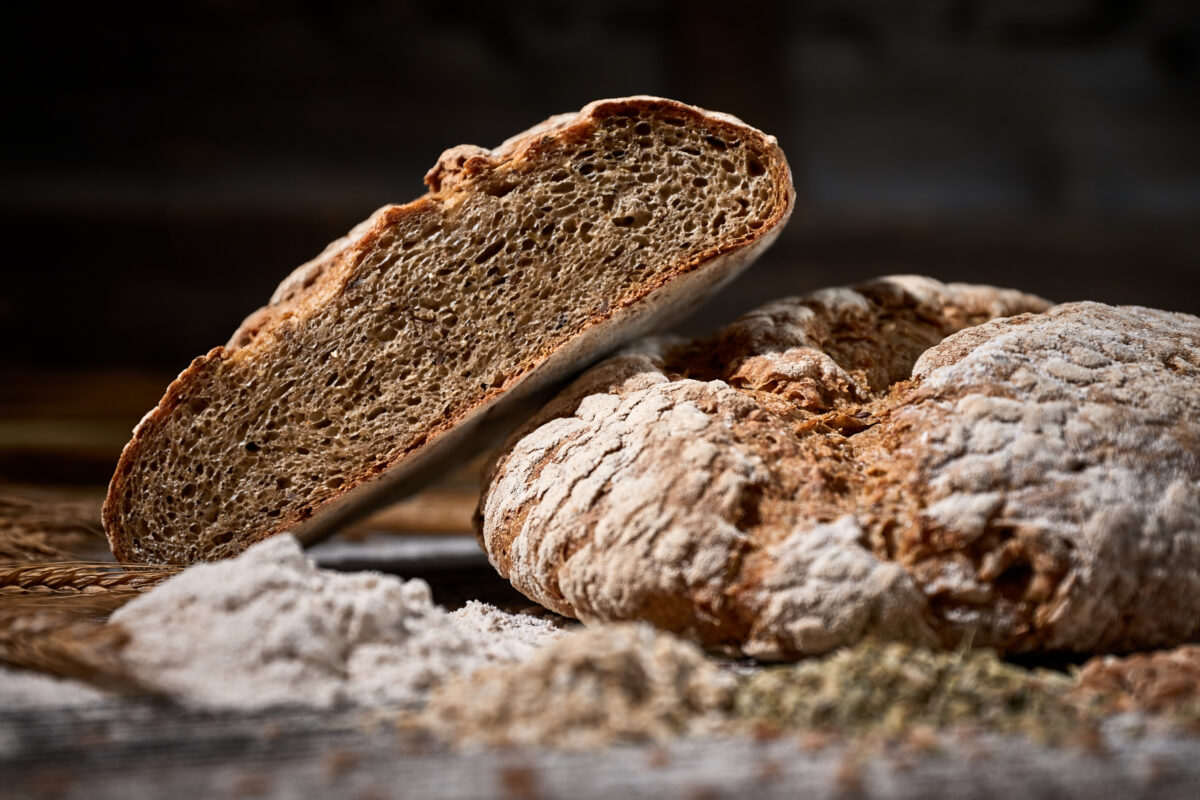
xmin=479 ymin=277 xmax=1200 ymax=658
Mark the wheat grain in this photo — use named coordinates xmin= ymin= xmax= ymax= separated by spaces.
xmin=0 ymin=561 xmax=179 ymax=594
xmin=0 ymin=594 xmax=159 ymax=695
xmin=0 ymin=555 xmax=177 ymax=695
xmin=0 ymin=487 xmax=109 ymax=562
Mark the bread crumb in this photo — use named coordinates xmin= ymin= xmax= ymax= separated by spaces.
xmin=425 ymin=623 xmax=734 ymax=749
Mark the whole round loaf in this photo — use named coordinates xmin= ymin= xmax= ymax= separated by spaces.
xmin=477 ymin=276 xmax=1200 ymax=659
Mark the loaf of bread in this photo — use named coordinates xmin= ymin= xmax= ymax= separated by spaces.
xmin=478 ymin=276 xmax=1200 ymax=658
xmin=104 ymin=97 xmax=794 ymax=564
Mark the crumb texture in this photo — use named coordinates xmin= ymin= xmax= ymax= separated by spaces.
xmin=110 ymin=535 xmax=564 ymax=709
xmin=479 ymin=276 xmax=1200 ymax=658
xmin=104 ymin=96 xmax=792 ymax=564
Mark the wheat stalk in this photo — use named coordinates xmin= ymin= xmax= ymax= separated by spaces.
xmin=0 ymin=556 xmax=178 ymax=695
xmin=0 ymin=530 xmax=98 ymax=563
xmin=0 ymin=488 xmax=177 ymax=695
xmin=0 ymin=561 xmax=179 ymax=595
xmin=0 ymin=594 xmax=161 ymax=694
xmin=0 ymin=487 xmax=109 ymax=562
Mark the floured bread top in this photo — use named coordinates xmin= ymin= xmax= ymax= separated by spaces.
xmin=478 ymin=276 xmax=1200 ymax=659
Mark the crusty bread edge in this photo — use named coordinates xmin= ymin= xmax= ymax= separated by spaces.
xmin=104 ymin=96 xmax=795 ymax=562
xmin=281 ymin=214 xmax=790 ymax=548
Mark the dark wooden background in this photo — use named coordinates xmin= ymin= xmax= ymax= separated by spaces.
xmin=1 ymin=0 xmax=1198 ymax=483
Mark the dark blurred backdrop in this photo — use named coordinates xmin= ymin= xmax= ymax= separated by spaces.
xmin=3 ymin=0 xmax=1198 ymax=376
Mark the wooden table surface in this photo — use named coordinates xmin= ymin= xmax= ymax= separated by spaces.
xmin=5 ymin=699 xmax=1200 ymax=800
xmin=3 ymin=370 xmax=1199 ymax=800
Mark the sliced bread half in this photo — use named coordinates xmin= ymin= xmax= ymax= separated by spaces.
xmin=104 ymin=96 xmax=794 ymax=564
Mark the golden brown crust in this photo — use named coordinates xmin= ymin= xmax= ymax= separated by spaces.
xmin=479 ymin=283 xmax=1200 ymax=658
xmin=229 ymin=97 xmax=788 ymax=361
xmin=106 ymin=348 xmax=224 ymax=562
xmin=104 ymin=96 xmax=794 ymax=564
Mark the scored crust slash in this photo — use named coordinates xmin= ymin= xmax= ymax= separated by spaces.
xmin=103 ymin=96 xmax=795 ymax=565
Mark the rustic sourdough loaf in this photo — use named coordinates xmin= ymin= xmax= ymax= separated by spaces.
xmin=104 ymin=97 xmax=794 ymax=564
xmin=478 ymin=276 xmax=1200 ymax=659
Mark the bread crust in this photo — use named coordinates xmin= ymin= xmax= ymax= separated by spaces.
xmin=478 ymin=277 xmax=1200 ymax=658
xmin=104 ymin=97 xmax=795 ymax=563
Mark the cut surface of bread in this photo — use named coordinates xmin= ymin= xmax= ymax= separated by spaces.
xmin=478 ymin=277 xmax=1200 ymax=658
xmin=104 ymin=96 xmax=794 ymax=564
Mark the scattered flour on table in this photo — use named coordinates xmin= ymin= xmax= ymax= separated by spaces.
xmin=0 ymin=665 xmax=111 ymax=709
xmin=425 ymin=622 xmax=735 ymax=749
xmin=109 ymin=534 xmax=564 ymax=710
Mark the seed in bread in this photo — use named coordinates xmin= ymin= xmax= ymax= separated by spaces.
xmin=478 ymin=276 xmax=1200 ymax=658
xmin=104 ymin=96 xmax=794 ymax=564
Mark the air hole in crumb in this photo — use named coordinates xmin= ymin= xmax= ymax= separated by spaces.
xmin=747 ymin=155 xmax=765 ymax=176
xmin=474 ymin=240 xmax=504 ymax=264
xmin=244 ymin=441 xmax=260 ymax=453
xmin=484 ymin=182 xmax=516 ymax=198
xmin=634 ymin=122 xmax=651 ymax=135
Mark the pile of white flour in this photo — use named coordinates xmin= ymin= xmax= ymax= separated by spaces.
xmin=109 ymin=534 xmax=564 ymax=709
xmin=0 ymin=665 xmax=111 ymax=709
